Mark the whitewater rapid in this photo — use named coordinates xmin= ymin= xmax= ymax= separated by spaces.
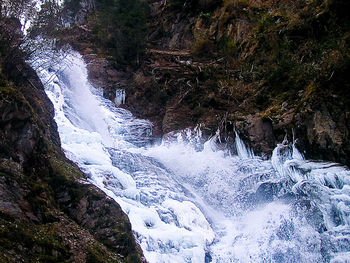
xmin=32 ymin=50 xmax=350 ymax=263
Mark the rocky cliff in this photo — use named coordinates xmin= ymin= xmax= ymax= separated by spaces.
xmin=133 ymin=0 xmax=350 ymax=164
xmin=63 ymin=0 xmax=349 ymax=165
xmin=0 ymin=17 xmax=145 ymax=263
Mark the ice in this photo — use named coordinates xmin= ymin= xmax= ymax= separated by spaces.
xmin=163 ymin=199 xmax=215 ymax=242
xmin=32 ymin=48 xmax=350 ymax=263
xmin=235 ymin=130 xmax=254 ymax=159
xmin=210 ymin=202 xmax=323 ymax=263
xmin=33 ymin=50 xmax=214 ymax=263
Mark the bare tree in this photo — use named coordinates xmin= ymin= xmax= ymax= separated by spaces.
xmin=1 ymin=0 xmax=37 ymax=19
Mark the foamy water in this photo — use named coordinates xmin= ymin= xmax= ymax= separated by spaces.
xmin=32 ymin=50 xmax=350 ymax=263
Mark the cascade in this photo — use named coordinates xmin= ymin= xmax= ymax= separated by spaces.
xmin=32 ymin=50 xmax=350 ymax=263
xmin=234 ymin=130 xmax=254 ymax=159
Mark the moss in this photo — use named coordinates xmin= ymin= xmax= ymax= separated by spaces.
xmin=259 ymin=104 xmax=283 ymax=120
xmin=0 ymin=84 xmax=37 ymax=124
xmin=86 ymin=243 xmax=119 ymax=263
xmin=0 ymin=87 xmax=24 ymax=101
xmin=0 ymin=219 xmax=71 ymax=262
xmin=48 ymin=149 xmax=83 ymax=181
xmin=0 ymin=255 xmax=14 ymax=263
xmin=304 ymin=82 xmax=318 ymax=99
xmin=218 ymin=36 xmax=239 ymax=57
xmin=0 ymin=86 xmax=15 ymax=93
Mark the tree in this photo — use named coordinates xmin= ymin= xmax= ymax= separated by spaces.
xmin=0 ymin=0 xmax=67 ymax=71
xmin=93 ymin=0 xmax=149 ymax=66
xmin=1 ymin=0 xmax=37 ymax=18
xmin=29 ymin=0 xmax=64 ymax=36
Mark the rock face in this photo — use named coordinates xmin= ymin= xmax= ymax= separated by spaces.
xmin=59 ymin=0 xmax=350 ymax=166
xmin=235 ymin=114 xmax=276 ymax=155
xmin=125 ymin=0 xmax=350 ymax=165
xmin=0 ymin=18 xmax=145 ymax=263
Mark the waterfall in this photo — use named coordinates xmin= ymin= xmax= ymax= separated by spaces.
xmin=32 ymin=50 xmax=350 ymax=263
xmin=234 ymin=130 xmax=254 ymax=159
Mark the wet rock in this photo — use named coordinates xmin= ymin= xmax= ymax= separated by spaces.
xmin=162 ymin=104 xmax=194 ymax=134
xmin=235 ymin=114 xmax=276 ymax=155
xmin=294 ymin=100 xmax=350 ymax=165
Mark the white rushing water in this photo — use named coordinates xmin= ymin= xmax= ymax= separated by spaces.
xmin=32 ymin=50 xmax=350 ymax=263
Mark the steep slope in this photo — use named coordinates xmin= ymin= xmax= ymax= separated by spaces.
xmin=0 ymin=17 xmax=144 ymax=263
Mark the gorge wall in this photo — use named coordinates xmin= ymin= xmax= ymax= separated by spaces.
xmin=61 ymin=0 xmax=349 ymax=165
xmin=126 ymin=0 xmax=350 ymax=164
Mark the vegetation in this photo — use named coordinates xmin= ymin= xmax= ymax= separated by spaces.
xmin=91 ymin=0 xmax=149 ymax=66
xmin=191 ymin=0 xmax=349 ymax=113
xmin=0 ymin=219 xmax=71 ymax=262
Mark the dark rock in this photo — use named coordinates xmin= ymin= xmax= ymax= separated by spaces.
xmin=162 ymin=104 xmax=194 ymax=133
xmin=235 ymin=114 xmax=276 ymax=155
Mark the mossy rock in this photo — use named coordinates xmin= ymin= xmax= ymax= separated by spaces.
xmin=86 ymin=242 xmax=120 ymax=263
xmin=0 ymin=219 xmax=71 ymax=262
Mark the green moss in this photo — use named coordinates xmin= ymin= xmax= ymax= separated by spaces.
xmin=48 ymin=149 xmax=83 ymax=181
xmin=0 ymin=87 xmax=21 ymax=99
xmin=0 ymin=219 xmax=70 ymax=262
xmin=0 ymin=80 xmax=13 ymax=91
xmin=218 ymin=36 xmax=239 ymax=57
xmin=0 ymin=255 xmax=14 ymax=263
xmin=86 ymin=243 xmax=119 ymax=263
xmin=294 ymin=82 xmax=320 ymax=111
